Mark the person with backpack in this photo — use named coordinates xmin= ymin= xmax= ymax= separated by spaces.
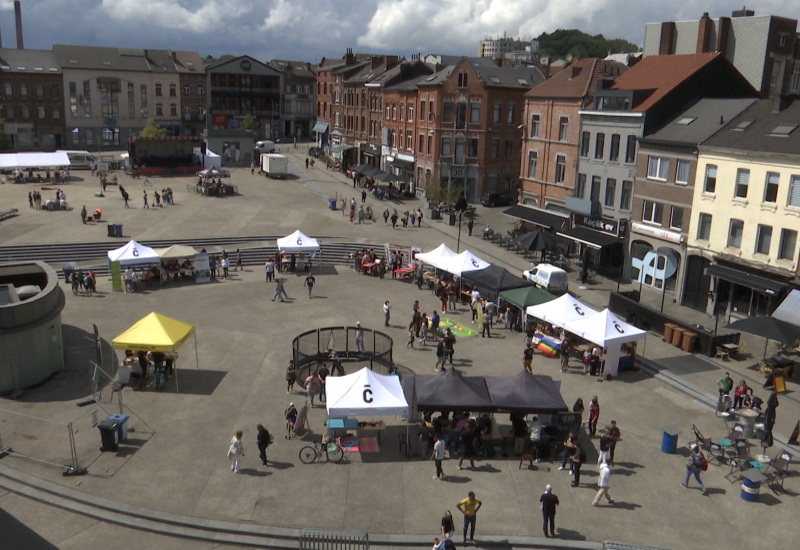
xmin=682 ymin=443 xmax=708 ymax=494
xmin=256 ymin=424 xmax=272 ymax=466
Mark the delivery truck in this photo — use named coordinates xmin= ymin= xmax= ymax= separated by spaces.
xmin=261 ymin=153 xmax=288 ymax=179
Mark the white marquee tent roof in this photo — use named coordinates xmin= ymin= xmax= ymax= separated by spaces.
xmin=0 ymin=151 xmax=70 ymax=169
xmin=107 ymin=240 xmax=161 ymax=266
xmin=415 ymin=243 xmax=458 ymax=271
xmin=565 ymin=308 xmax=647 ymax=347
xmin=773 ymin=290 xmax=800 ymax=326
xmin=526 ymin=293 xmax=598 ymax=329
xmin=276 ymin=230 xmax=320 ymax=253
xmin=325 ymin=367 xmax=409 ymax=417
xmin=441 ymin=250 xmax=490 ymax=276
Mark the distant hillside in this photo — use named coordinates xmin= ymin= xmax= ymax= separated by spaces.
xmin=537 ymin=29 xmax=639 ymax=59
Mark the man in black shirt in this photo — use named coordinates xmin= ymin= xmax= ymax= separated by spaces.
xmin=317 ymin=362 xmax=329 ymax=402
xmin=539 ymin=484 xmax=559 ymax=538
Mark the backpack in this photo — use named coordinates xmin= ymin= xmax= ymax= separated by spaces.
xmin=444 ymin=539 xmax=457 ymax=550
xmin=700 ymin=454 xmax=708 ymax=471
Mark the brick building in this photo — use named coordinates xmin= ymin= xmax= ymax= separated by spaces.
xmin=314 ymin=50 xmax=369 ymax=150
xmin=172 ymin=51 xmax=206 ymax=136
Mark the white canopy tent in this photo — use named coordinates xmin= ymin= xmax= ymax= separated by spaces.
xmin=526 ymin=293 xmax=598 ymax=329
xmin=441 ymin=250 xmax=490 ymax=276
xmin=276 ymin=230 xmax=321 ymax=253
xmin=415 ymin=243 xmax=458 ymax=271
xmin=153 ymin=244 xmax=198 ymax=260
xmin=564 ymin=308 xmax=646 ymax=376
xmin=107 ymin=240 xmax=161 ymax=267
xmin=773 ymin=289 xmax=800 ymax=326
xmin=325 ymin=367 xmax=409 ymax=417
xmin=0 ymin=151 xmax=70 ymax=169
xmin=203 ymin=149 xmax=221 ymax=169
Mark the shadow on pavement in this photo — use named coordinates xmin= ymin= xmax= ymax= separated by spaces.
xmin=175 ymin=369 xmax=227 ymax=395
xmin=0 ymin=507 xmax=59 ymax=550
xmin=656 ymin=355 xmax=718 ymax=376
xmin=555 ymin=528 xmax=586 ymax=540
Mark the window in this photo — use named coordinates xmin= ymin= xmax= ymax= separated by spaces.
xmin=20 ymin=83 xmax=27 ymax=96
xmin=169 ymin=84 xmax=176 ymax=97
xmin=455 ymin=137 xmax=465 ymax=163
xmin=5 ymin=106 xmax=13 ymax=119
xmin=704 ymin=165 xmax=717 ymax=193
xmin=399 ymin=103 xmax=404 ymax=121
xmin=86 ymin=129 xmax=93 ymax=145
xmin=778 ymin=229 xmax=797 ymax=260
xmin=620 ymin=180 xmax=632 ymax=210
xmin=594 ymin=133 xmax=605 ymax=159
xmin=69 ymin=82 xmax=78 ymax=117
xmin=789 ymin=176 xmax=800 ymax=207
xmin=140 ymin=84 xmax=148 ymax=117
xmin=156 ymin=103 xmax=163 ymax=116
xmin=442 ymin=102 xmax=453 ymax=122
xmin=456 ymin=103 xmax=466 ymax=129
xmin=184 ymin=106 xmax=191 ymax=118
xmin=609 ymin=134 xmax=620 ymax=161
xmin=727 ymin=219 xmax=744 ymax=248
xmin=555 ymin=155 xmax=566 ymax=183
xmin=385 ymin=104 xmax=391 ymax=119
xmin=507 ymin=103 xmax=515 ymax=124
xmin=392 ymin=104 xmax=397 ymax=120
xmin=170 ymin=104 xmax=177 ymax=116
xmin=155 ymin=84 xmax=162 ymax=96
xmin=51 ymin=83 xmax=59 ymax=98
xmin=20 ymin=105 xmax=29 ymax=119
xmin=83 ymin=81 xmax=91 ymax=117
xmin=418 ymin=134 xmax=424 ymax=153
xmin=52 ymin=107 xmax=60 ymax=119
xmin=490 ymin=139 xmax=499 ymax=158
xmin=504 ymin=140 xmax=512 ymax=157
xmin=647 ymin=156 xmax=669 ymax=180
xmin=457 ymin=72 xmax=468 ymax=87
xmin=196 ymin=86 xmax=204 ymax=96
xmin=755 ymin=225 xmax=773 ymax=254
xmin=762 ymin=172 xmax=779 ymax=203
xmin=735 ymin=169 xmax=750 ymax=198
xmin=420 ymin=100 xmax=425 ymax=120
xmin=493 ymin=102 xmax=501 ymax=124
xmin=575 ymin=174 xmax=586 ymax=198
xmin=35 ymin=84 xmax=43 ymax=97
xmin=643 ymin=200 xmax=663 ymax=224
xmin=470 ymin=102 xmax=480 ymax=123
xmin=527 ymin=151 xmax=538 ymax=179
xmin=792 ymin=67 xmax=800 ymax=94
xmin=530 ymin=114 xmax=539 ymax=137
xmin=3 ymin=82 xmax=11 ymax=95
xmin=408 ymin=103 xmax=413 ymax=121
xmin=559 ymin=117 xmax=568 ymax=141
xmin=604 ymin=178 xmax=616 ymax=207
xmin=427 ymin=135 xmax=432 ymax=154
xmin=590 ymin=176 xmax=601 ymax=201
xmin=183 ymin=85 xmax=190 ymax=96
xmin=406 ymin=130 xmax=412 ymax=150
xmin=675 ymin=160 xmax=690 ymax=185
xmin=624 ymin=135 xmax=636 ymax=163
xmin=37 ymin=105 xmax=45 ymax=119
xmin=697 ymin=213 xmax=712 ymax=240
xmin=441 ymin=137 xmax=452 ymax=156
xmin=579 ymin=131 xmax=590 ymax=157
xmin=670 ymin=207 xmax=684 ymax=230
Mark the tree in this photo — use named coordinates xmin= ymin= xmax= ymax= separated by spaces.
xmin=0 ymin=118 xmax=12 ymax=151
xmin=139 ymin=117 xmax=166 ymax=138
xmin=240 ymin=114 xmax=259 ymax=132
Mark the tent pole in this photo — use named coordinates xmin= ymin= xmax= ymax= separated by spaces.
xmin=195 ymin=332 xmax=200 ymax=369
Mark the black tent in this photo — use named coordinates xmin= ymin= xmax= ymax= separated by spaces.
xmin=485 ymin=371 xmax=569 ymax=414
xmin=460 ymin=265 xmax=531 ymax=298
xmin=414 ymin=368 xmax=493 ymax=412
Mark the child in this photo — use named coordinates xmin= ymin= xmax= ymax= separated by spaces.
xmin=227 ymin=431 xmax=244 ymax=473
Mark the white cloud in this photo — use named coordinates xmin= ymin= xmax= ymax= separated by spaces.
xmin=99 ymin=0 xmax=247 ymax=33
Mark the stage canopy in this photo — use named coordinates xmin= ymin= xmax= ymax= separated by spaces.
xmin=325 ymin=367 xmax=409 ymax=417
xmin=499 ymin=285 xmax=556 ymax=310
xmin=414 ymin=368 xmax=493 ymax=412
xmin=461 ymin=265 xmax=530 ymax=297
xmin=0 ymin=151 xmax=70 ymax=169
xmin=485 ymin=371 xmax=568 ymax=414
xmin=416 ymin=243 xmax=458 ymax=271
xmin=107 ymin=240 xmax=161 ymax=267
xmin=442 ymin=250 xmax=490 ymax=277
xmin=153 ymin=244 xmax=198 ymax=260
xmin=276 ymin=230 xmax=320 ymax=253
xmin=526 ymin=293 xmax=598 ymax=329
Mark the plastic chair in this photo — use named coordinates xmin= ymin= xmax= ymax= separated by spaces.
xmin=519 ymin=454 xmax=534 ymax=469
xmin=715 ymin=347 xmax=730 ymax=361
xmin=692 ymin=425 xmax=723 ymax=463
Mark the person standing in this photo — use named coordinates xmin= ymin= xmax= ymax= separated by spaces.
xmin=523 ymin=344 xmax=533 ymax=373
xmin=607 ymin=420 xmax=621 ymax=462
xmin=467 ymin=218 xmax=474 ymax=236
xmin=435 ymin=337 xmax=446 ymax=372
xmin=80 ymin=205 xmax=87 ymax=224
xmin=598 ymin=428 xmax=612 ymax=468
xmin=588 ymin=396 xmax=600 ymax=436
xmin=481 ymin=304 xmax=492 ymax=338
xmin=285 ymin=360 xmax=296 ymax=393
xmin=256 ymin=424 xmax=271 ymax=466
xmin=539 ymin=484 xmax=559 ymax=538
xmin=440 ymin=510 xmax=455 ymax=540
xmin=559 ymin=335 xmax=571 ymax=373
xmin=431 ymin=436 xmax=446 ymax=480
xmin=265 ymin=258 xmax=275 ymax=282
xmin=559 ymin=432 xmax=577 ymax=471
xmin=570 ymin=441 xmax=586 ymax=487
xmin=236 ymin=248 xmax=243 ymax=271
xmin=220 ymin=256 xmax=230 ymax=279
xmin=382 ymin=209 xmax=389 ymax=225
xmin=284 ymin=402 xmax=298 ymax=439
xmin=718 ymin=371 xmax=733 ymax=397
xmin=317 ymin=363 xmax=329 ymax=403
xmin=304 ymin=370 xmax=320 ymax=406
xmin=592 ymin=462 xmax=616 ymax=506
xmin=271 ymin=278 xmax=288 ymax=302
xmin=456 ymin=491 xmax=482 ymax=545
xmin=354 ymin=322 xmax=365 ymax=353
xmin=304 ymin=272 xmax=316 ymax=298
xmin=143 ymin=190 xmax=149 ymax=209
xmin=227 ymin=431 xmax=244 ymax=473
xmin=682 ymin=444 xmax=707 ymax=494
xmin=383 ymin=300 xmax=391 ymax=326
xmin=28 ymin=192 xmax=34 ymax=209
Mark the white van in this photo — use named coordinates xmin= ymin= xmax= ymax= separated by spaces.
xmin=254 ymin=140 xmax=276 ymax=154
xmin=57 ymin=150 xmax=96 ymax=170
xmin=522 ymin=263 xmax=569 ymax=293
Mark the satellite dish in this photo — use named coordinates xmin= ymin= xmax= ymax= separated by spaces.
xmin=566 ymin=53 xmax=573 ymax=61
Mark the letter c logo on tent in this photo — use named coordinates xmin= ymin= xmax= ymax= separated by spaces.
xmin=363 ymin=385 xmax=373 ymax=403
xmin=613 ymin=322 xmax=625 ymax=334
xmin=132 ymin=249 xmax=139 ymax=256
xmin=574 ymin=305 xmax=584 ymax=316
xmin=297 ymin=238 xmax=303 ymax=245
xmin=471 ymin=259 xmax=480 ymax=267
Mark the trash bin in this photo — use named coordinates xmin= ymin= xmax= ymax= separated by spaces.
xmin=107 ymin=413 xmax=130 ymax=443
xmin=63 ymin=264 xmax=75 ymax=284
xmin=663 ymin=323 xmax=675 ymax=343
xmin=671 ymin=327 xmax=684 ymax=347
xmin=117 ymin=363 xmax=132 ymax=385
xmin=114 ymin=223 xmax=123 ymax=237
xmin=741 ymin=471 xmax=765 ymax=502
xmin=328 ymin=198 xmax=337 ymax=210
xmin=660 ymin=427 xmax=682 ymax=454
xmin=98 ymin=420 xmax=118 ymax=452
xmin=681 ymin=330 xmax=698 ymax=353
xmin=107 ymin=224 xmax=115 ymax=237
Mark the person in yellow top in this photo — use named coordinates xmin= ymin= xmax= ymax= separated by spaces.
xmin=456 ymin=491 xmax=483 ymax=544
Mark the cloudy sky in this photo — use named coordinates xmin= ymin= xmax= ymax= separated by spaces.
xmin=1 ymin=0 xmax=798 ymax=62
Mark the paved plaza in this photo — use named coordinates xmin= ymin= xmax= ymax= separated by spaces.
xmin=0 ymin=147 xmax=798 ymax=549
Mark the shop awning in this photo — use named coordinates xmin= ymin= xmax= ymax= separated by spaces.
xmin=556 ymin=227 xmax=620 ymax=250
xmin=705 ymin=265 xmax=789 ymax=296
xmin=391 ymin=158 xmax=414 ymax=169
xmin=312 ymin=123 xmax=329 ymax=133
xmin=503 ymin=205 xmax=569 ymax=231
xmin=329 ymin=144 xmax=354 ymax=153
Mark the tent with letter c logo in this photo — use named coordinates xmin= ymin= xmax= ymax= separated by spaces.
xmin=325 ymin=367 xmax=408 ymax=417
xmin=106 ymin=240 xmax=160 ymax=267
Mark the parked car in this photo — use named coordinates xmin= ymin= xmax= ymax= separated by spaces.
xmin=522 ymin=263 xmax=569 ymax=293
xmin=254 ymin=140 xmax=276 ymax=154
xmin=308 ymin=146 xmax=324 ymax=158
xmin=480 ymin=192 xmax=515 ymax=207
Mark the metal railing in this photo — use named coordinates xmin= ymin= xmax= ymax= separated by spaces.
xmin=299 ymin=529 xmax=369 ymax=550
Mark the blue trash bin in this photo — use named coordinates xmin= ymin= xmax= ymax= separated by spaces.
xmin=660 ymin=427 xmax=681 ymax=454
xmin=741 ymin=477 xmax=761 ymax=502
xmin=328 ymin=198 xmax=337 ymax=210
xmin=107 ymin=413 xmax=130 ymax=443
xmin=114 ymin=223 xmax=123 ymax=237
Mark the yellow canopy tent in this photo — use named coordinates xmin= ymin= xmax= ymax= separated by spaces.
xmin=111 ymin=312 xmax=198 ymax=392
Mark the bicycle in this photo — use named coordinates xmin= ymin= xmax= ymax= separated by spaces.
xmin=299 ymin=439 xmax=344 ymax=464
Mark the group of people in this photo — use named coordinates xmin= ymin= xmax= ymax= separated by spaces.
xmin=227 ymin=425 xmax=273 ymax=473
xmin=427 ymin=411 xmax=493 ymax=479
xmin=69 ymin=269 xmax=97 ymax=295
xmin=14 ymin=167 xmax=68 ymax=184
xmin=122 ymin=350 xmax=177 ymax=391
xmin=381 ymin=208 xmax=423 ymax=230
xmin=28 ymin=189 xmax=67 ymax=211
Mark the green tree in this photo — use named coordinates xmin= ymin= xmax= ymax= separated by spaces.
xmin=240 ymin=114 xmax=259 ymax=132
xmin=0 ymin=118 xmax=12 ymax=151
xmin=139 ymin=117 xmax=167 ymax=138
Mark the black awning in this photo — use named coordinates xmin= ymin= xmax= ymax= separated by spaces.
xmin=706 ymin=265 xmax=789 ymax=295
xmin=556 ymin=227 xmax=620 ymax=249
xmin=502 ymin=205 xmax=569 ymax=230
xmin=312 ymin=123 xmax=329 ymax=133
xmin=391 ymin=158 xmax=414 ymax=169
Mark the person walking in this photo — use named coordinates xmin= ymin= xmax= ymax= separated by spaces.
xmin=467 ymin=218 xmax=474 ymax=236
xmin=304 ymin=370 xmax=320 ymax=406
xmin=598 ymin=428 xmax=612 ymax=468
xmin=284 ymin=402 xmax=298 ymax=439
xmin=431 ymin=436 xmax=446 ymax=480
xmin=523 ymin=344 xmax=533 ymax=373
xmin=570 ymin=441 xmax=586 ymax=486
xmin=80 ymin=205 xmax=87 ymax=224
xmin=143 ymin=190 xmax=149 ymax=209
xmin=220 ymin=256 xmax=230 ymax=279
xmin=607 ymin=420 xmax=621 ymax=462
xmin=271 ymin=278 xmax=288 ymax=302
xmin=256 ymin=424 xmax=272 ymax=466
xmin=592 ymin=462 xmax=616 ymax=506
xmin=588 ymin=396 xmax=600 ymax=436
xmin=236 ymin=248 xmax=243 ymax=271
xmin=539 ymin=484 xmax=559 ymax=538
xmin=317 ymin=363 xmax=329 ymax=403
xmin=682 ymin=444 xmax=708 ymax=494
xmin=285 ymin=360 xmax=296 ymax=393
xmin=227 ymin=431 xmax=244 ymax=473
xmin=354 ymin=322 xmax=365 ymax=353
xmin=456 ymin=491 xmax=482 ymax=545
xmin=383 ymin=300 xmax=391 ymax=326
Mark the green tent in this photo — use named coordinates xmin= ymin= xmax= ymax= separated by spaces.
xmin=499 ymin=286 xmax=556 ymax=309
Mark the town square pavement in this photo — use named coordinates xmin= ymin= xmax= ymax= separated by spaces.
xmin=0 ymin=146 xmax=797 ymax=549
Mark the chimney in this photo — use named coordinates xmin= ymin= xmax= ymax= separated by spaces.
xmin=717 ymin=17 xmax=731 ymax=55
xmin=697 ymin=12 xmax=714 ymax=53
xmin=14 ymin=0 xmax=24 ymax=49
xmin=658 ymin=21 xmax=676 ymax=55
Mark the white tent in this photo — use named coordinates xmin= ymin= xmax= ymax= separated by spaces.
xmin=153 ymin=244 xmax=198 ymax=260
xmin=773 ymin=289 xmax=800 ymax=326
xmin=326 ymin=367 xmax=409 ymax=417
xmin=203 ymin=149 xmax=221 ymax=169
xmin=107 ymin=240 xmax=161 ymax=267
xmin=0 ymin=151 xmax=70 ymax=169
xmin=526 ymin=293 xmax=598 ymax=329
xmin=564 ymin=308 xmax=646 ymax=377
xmin=276 ymin=230 xmax=320 ymax=253
xmin=442 ymin=250 xmax=490 ymax=276
xmin=415 ymin=243 xmax=458 ymax=271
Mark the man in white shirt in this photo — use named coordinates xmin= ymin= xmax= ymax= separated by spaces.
xmin=124 ymin=267 xmax=133 ymax=292
xmin=265 ymin=259 xmax=275 ymax=282
xmin=592 ymin=462 xmax=615 ymax=506
xmin=470 ymin=289 xmax=481 ymax=323
xmin=431 ymin=436 xmax=447 ymax=480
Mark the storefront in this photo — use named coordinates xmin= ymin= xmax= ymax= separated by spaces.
xmin=629 ymin=222 xmax=686 ymax=300
xmin=557 ymin=215 xmax=626 ymax=277
xmin=705 ymin=258 xmax=791 ymax=319
xmin=312 ymin=122 xmax=329 ymax=148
